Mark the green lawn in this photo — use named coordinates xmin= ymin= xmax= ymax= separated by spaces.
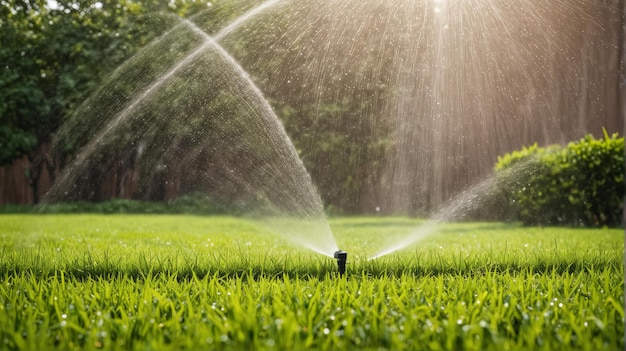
xmin=0 ymin=214 xmax=623 ymax=350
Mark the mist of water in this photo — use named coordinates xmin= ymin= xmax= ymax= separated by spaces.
xmin=370 ymin=158 xmax=538 ymax=259
xmin=224 ymin=0 xmax=621 ymax=214
xmin=213 ymin=0 xmax=619 ymax=257
xmin=41 ymin=0 xmax=621 ymax=260
xmin=43 ymin=0 xmax=338 ymax=257
xmin=370 ymin=179 xmax=496 ymax=260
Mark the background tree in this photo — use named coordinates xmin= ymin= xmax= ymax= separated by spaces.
xmin=0 ymin=0 xmax=214 ymax=202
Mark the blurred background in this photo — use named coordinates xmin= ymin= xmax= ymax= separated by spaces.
xmin=0 ymin=0 xmax=623 ymax=216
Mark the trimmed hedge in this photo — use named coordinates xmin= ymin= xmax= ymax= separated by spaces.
xmin=0 ymin=192 xmax=230 ymax=215
xmin=495 ymin=130 xmax=624 ymax=227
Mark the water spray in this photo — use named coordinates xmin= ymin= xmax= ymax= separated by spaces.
xmin=334 ymin=250 xmax=347 ymax=276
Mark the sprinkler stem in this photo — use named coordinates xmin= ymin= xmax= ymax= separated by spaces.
xmin=334 ymin=250 xmax=347 ymax=276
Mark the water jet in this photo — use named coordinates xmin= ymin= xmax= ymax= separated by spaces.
xmin=36 ymin=0 xmax=621 ymax=267
xmin=42 ymin=0 xmax=339 ymax=258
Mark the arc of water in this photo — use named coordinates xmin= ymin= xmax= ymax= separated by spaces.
xmin=369 ymin=162 xmax=524 ymax=260
xmin=43 ymin=0 xmax=285 ymax=205
xmin=42 ymin=0 xmax=339 ymax=257
xmin=181 ymin=18 xmax=338 ymax=257
xmin=213 ymin=0 xmax=282 ymax=41
xmin=368 ymin=220 xmax=439 ymax=260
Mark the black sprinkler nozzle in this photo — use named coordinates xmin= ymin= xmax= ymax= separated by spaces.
xmin=334 ymin=250 xmax=347 ymax=276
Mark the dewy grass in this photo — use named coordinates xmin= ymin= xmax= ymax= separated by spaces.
xmin=0 ymin=215 xmax=623 ymax=350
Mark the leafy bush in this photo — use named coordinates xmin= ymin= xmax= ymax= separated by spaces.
xmin=165 ymin=192 xmax=229 ymax=215
xmin=0 ymin=204 xmax=33 ymax=214
xmin=2 ymin=192 xmax=228 ymax=215
xmin=495 ymin=130 xmax=624 ymax=227
xmin=28 ymin=199 xmax=164 ymax=214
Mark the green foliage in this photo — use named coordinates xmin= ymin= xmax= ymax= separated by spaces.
xmin=495 ymin=130 xmax=624 ymax=227
xmin=0 ymin=0 xmax=215 ymax=166
xmin=1 ymin=193 xmax=229 ymax=214
xmin=38 ymin=198 xmax=169 ymax=214
xmin=0 ymin=0 xmax=51 ymax=164
xmin=0 ymin=215 xmax=623 ymax=350
xmin=166 ymin=192 xmax=230 ymax=215
xmin=0 ymin=126 xmax=38 ymax=164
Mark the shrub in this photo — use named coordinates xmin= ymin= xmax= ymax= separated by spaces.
xmin=495 ymin=130 xmax=624 ymax=227
xmin=165 ymin=192 xmax=229 ymax=215
xmin=2 ymin=193 xmax=229 ymax=215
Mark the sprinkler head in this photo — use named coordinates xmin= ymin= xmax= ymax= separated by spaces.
xmin=334 ymin=250 xmax=347 ymax=276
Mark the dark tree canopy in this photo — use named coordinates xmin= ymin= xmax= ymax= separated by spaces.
xmin=0 ymin=0 xmax=215 ymax=165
